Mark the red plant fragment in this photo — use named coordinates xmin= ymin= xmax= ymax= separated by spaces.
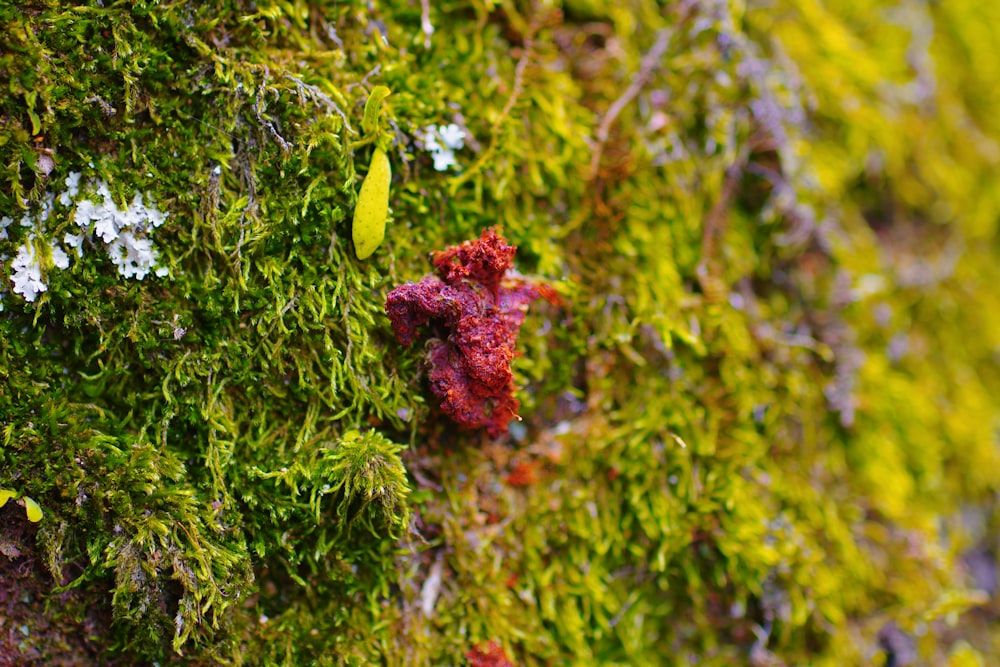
xmin=505 ymin=461 xmax=538 ymax=487
xmin=465 ymin=640 xmax=515 ymax=667
xmin=385 ymin=228 xmax=558 ymax=437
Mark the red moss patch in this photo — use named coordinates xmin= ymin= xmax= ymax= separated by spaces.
xmin=465 ymin=640 xmax=515 ymax=667
xmin=505 ymin=461 xmax=538 ymax=487
xmin=385 ymin=228 xmax=558 ymax=437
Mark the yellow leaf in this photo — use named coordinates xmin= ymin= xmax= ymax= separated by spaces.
xmin=352 ymin=147 xmax=391 ymax=260
xmin=23 ymin=496 xmax=42 ymax=523
xmin=0 ymin=489 xmax=14 ymax=508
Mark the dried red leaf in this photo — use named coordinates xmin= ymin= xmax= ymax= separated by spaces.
xmin=466 ymin=640 xmax=515 ymax=667
xmin=386 ymin=228 xmax=558 ymax=437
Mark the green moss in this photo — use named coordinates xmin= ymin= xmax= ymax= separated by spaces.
xmin=1 ymin=0 xmax=1000 ymax=664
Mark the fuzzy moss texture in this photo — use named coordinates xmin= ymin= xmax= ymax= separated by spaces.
xmin=2 ymin=0 xmax=1000 ymax=665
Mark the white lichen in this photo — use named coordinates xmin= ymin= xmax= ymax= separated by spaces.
xmin=51 ymin=244 xmax=70 ymax=270
xmin=58 ymin=171 xmax=82 ymax=206
xmin=64 ymin=232 xmax=85 ymax=258
xmin=10 ymin=241 xmax=47 ymax=302
xmin=8 ymin=239 xmax=72 ymax=302
xmin=71 ymin=177 xmax=168 ymax=278
xmin=4 ymin=170 xmax=169 ymax=306
xmin=107 ymin=230 xmax=159 ymax=280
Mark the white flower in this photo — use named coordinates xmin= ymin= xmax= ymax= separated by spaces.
xmin=437 ymin=123 xmax=465 ymax=150
xmin=420 ymin=123 xmax=466 ymax=172
xmin=422 ymin=131 xmax=443 ymax=154
xmin=0 ymin=216 xmax=12 ymax=240
xmin=430 ymin=149 xmax=457 ymax=172
xmin=11 ymin=241 xmax=47 ymax=302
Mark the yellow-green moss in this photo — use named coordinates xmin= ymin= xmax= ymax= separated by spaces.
xmin=1 ymin=0 xmax=999 ymax=665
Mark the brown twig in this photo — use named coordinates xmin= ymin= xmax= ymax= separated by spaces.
xmin=449 ymin=34 xmax=535 ymax=194
xmin=420 ymin=0 xmax=434 ymax=49
xmin=588 ymin=27 xmax=674 ymax=180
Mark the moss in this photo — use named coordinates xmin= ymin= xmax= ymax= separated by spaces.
xmin=1 ymin=0 xmax=1000 ymax=665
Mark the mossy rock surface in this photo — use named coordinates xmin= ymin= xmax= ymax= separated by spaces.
xmin=2 ymin=1 xmax=1000 ymax=665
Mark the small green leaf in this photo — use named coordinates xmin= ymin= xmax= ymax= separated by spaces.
xmin=25 ymin=90 xmax=41 ymax=134
xmin=360 ymin=86 xmax=391 ymax=137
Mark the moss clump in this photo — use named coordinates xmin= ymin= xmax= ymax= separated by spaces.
xmin=2 ymin=0 xmax=1000 ymax=665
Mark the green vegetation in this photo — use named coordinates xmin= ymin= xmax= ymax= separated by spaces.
xmin=1 ymin=0 xmax=999 ymax=664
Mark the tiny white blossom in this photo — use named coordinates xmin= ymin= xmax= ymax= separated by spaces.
xmin=430 ymin=150 xmax=457 ymax=172
xmin=0 ymin=216 xmax=12 ymax=240
xmin=437 ymin=123 xmax=465 ymax=150
xmin=420 ymin=124 xmax=467 ymax=172
xmin=422 ymin=132 xmax=443 ymax=153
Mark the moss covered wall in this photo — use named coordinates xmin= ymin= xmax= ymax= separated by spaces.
xmin=2 ymin=0 xmax=1000 ymax=664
